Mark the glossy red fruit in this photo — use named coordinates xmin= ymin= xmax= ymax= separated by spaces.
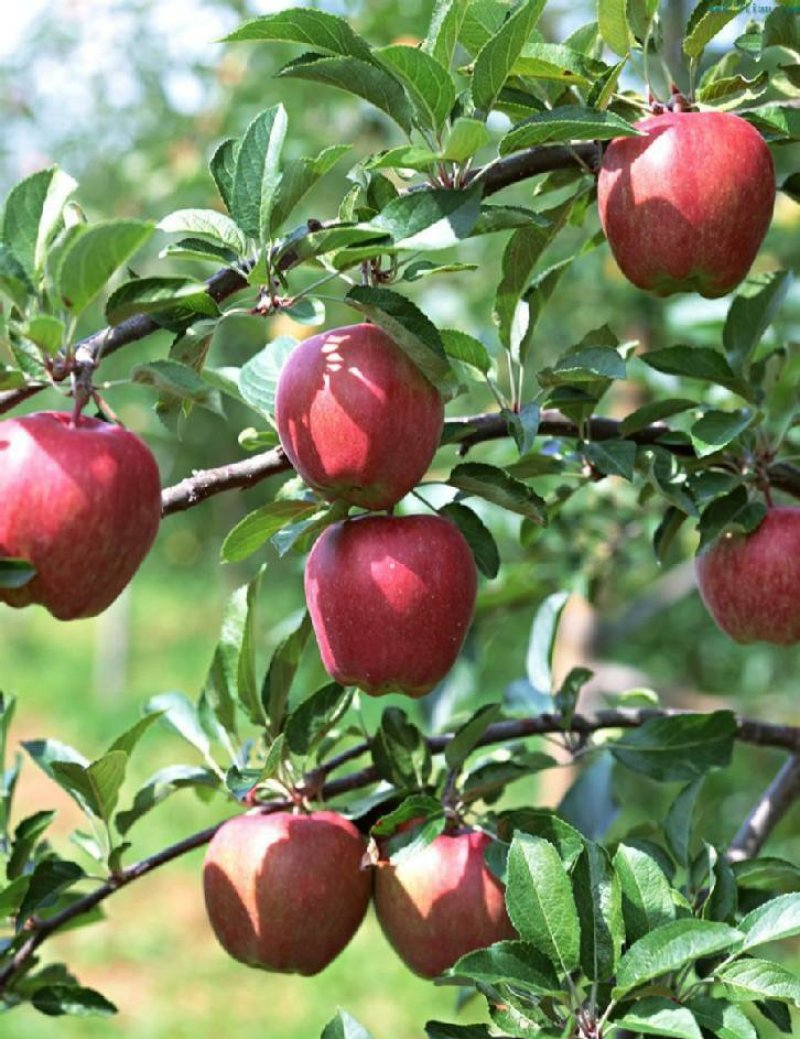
xmin=598 ymin=110 xmax=775 ymax=298
xmin=0 ymin=411 xmax=161 ymax=620
xmin=275 ymin=323 xmax=444 ymax=510
xmin=202 ymin=810 xmax=371 ymax=975
xmin=373 ymin=827 xmax=515 ymax=978
xmin=305 ymin=513 xmax=477 ymax=698
xmin=695 ymin=506 xmax=800 ymax=645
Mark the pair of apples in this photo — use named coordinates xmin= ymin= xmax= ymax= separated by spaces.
xmin=203 ymin=809 xmax=513 ymax=979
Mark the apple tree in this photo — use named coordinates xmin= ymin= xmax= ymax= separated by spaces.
xmin=1 ymin=1 xmax=800 ymax=1037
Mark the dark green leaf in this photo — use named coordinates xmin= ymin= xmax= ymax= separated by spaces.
xmin=615 ymin=919 xmax=743 ymax=997
xmin=733 ymin=857 xmax=800 ymax=893
xmin=7 ymin=810 xmax=56 ymax=879
xmin=665 ymin=777 xmax=703 ymax=867
xmin=2 ymin=167 xmax=76 ymax=280
xmin=31 ymin=984 xmax=117 ymax=1018
xmin=230 ymin=105 xmax=288 ymax=243
xmin=50 ymin=752 xmax=128 ymax=823
xmin=285 ymin=683 xmax=351 ymax=756
xmin=739 ymin=894 xmax=800 ymax=952
xmin=224 ymin=9 xmax=374 ymax=62
xmin=55 ymin=220 xmax=154 ymax=316
xmin=687 ymin=997 xmax=757 ymax=1039
xmin=425 ymin=1024 xmax=492 ymax=1039
xmin=371 ymin=794 xmax=444 ymax=836
xmin=423 ymin=0 xmax=469 ymax=69
xmin=462 ymin=752 xmax=557 ymax=804
xmin=262 ymin=612 xmax=312 ymax=737
xmin=615 ymin=997 xmax=703 ymax=1039
xmin=238 ymin=335 xmax=296 ymax=420
xmin=345 ymin=285 xmax=451 ymax=388
xmin=573 ymin=841 xmax=624 ymax=982
xmin=372 ymin=707 xmax=431 ymax=789
xmin=614 ymin=843 xmax=677 ymax=944
xmin=716 ymin=958 xmax=800 ymax=1006
xmin=440 ymin=329 xmax=492 ymax=375
xmin=106 ymin=276 xmax=219 ymax=325
xmin=0 ymin=559 xmax=37 ymax=589
xmin=472 ymin=0 xmax=547 ymax=114
xmin=115 ymin=765 xmax=220 ymax=835
xmin=506 ymin=832 xmax=581 ymax=972
xmin=271 ymin=144 xmax=350 ymax=231
xmin=371 ymin=186 xmax=482 ymax=252
xmin=501 ymin=105 xmax=639 ymax=153
xmin=18 ymin=859 xmax=85 ymax=923
xmin=132 ymin=360 xmax=219 ymax=410
xmin=697 ymin=488 xmax=766 ymax=553
xmin=450 ymin=940 xmax=562 ymax=994
xmin=640 ymin=347 xmax=751 ymax=399
xmin=684 ymin=0 xmax=750 ymax=60
xmin=209 ymin=138 xmax=238 ymax=212
xmin=584 ymin=439 xmax=637 ymax=480
xmin=527 ymin=591 xmax=569 ymax=695
xmin=377 ymin=45 xmax=456 ymax=132
xmin=620 ymin=398 xmax=697 ymax=436
xmin=444 ymin=702 xmax=502 ymax=770
xmin=723 ymin=271 xmax=792 ymax=373
xmin=383 ymin=813 xmax=448 ymax=865
xmin=515 ymin=259 xmax=573 ymax=366
xmin=107 ymin=713 xmax=162 ymax=759
xmin=439 ymin=503 xmax=500 ymax=579
xmin=157 ymin=208 xmax=248 ymax=253
xmin=221 ymin=500 xmax=321 ymax=563
xmin=497 ymin=809 xmax=584 ymax=869
xmin=610 ymin=712 xmax=736 ymax=782
xmin=320 ymin=1009 xmax=374 ymax=1039
xmin=691 ymin=409 xmax=755 ymax=458
xmin=448 ymin=462 xmax=546 ymax=523
xmin=559 ymin=752 xmax=618 ymax=841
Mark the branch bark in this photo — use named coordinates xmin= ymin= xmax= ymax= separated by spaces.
xmin=1 ymin=705 xmax=798 ymax=997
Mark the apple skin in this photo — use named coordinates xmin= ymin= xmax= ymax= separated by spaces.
xmin=305 ymin=513 xmax=478 ymax=698
xmin=202 ymin=810 xmax=371 ymax=975
xmin=373 ymin=827 xmax=516 ymax=979
xmin=597 ymin=110 xmax=775 ymax=298
xmin=275 ymin=323 xmax=444 ymax=511
xmin=0 ymin=411 xmax=161 ymax=621
xmin=695 ymin=507 xmax=800 ymax=645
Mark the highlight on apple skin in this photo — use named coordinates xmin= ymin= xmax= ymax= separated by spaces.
xmin=275 ymin=322 xmax=444 ymax=511
xmin=598 ymin=109 xmax=775 ymax=298
xmin=373 ymin=826 xmax=515 ymax=979
xmin=0 ymin=411 xmax=161 ymax=621
xmin=202 ymin=810 xmax=372 ymax=976
xmin=304 ymin=513 xmax=478 ymax=698
xmin=695 ymin=506 xmax=800 ymax=645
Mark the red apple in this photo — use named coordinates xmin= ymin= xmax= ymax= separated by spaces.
xmin=0 ymin=411 xmax=161 ymax=620
xmin=304 ymin=513 xmax=477 ymax=698
xmin=202 ymin=810 xmax=371 ymax=975
xmin=275 ymin=323 xmax=444 ymax=510
xmin=598 ymin=110 xmax=775 ymax=298
xmin=373 ymin=826 xmax=515 ymax=978
xmin=695 ymin=506 xmax=800 ymax=645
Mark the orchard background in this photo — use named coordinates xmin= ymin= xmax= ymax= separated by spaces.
xmin=1 ymin=0 xmax=800 ymax=1037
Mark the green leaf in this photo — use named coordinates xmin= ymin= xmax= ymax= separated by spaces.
xmin=584 ymin=439 xmax=637 ymax=480
xmin=271 ymin=144 xmax=350 ymax=231
xmin=500 ymin=105 xmax=639 ymax=153
xmin=22 ymin=315 xmax=65 ymax=355
xmin=696 ymin=71 xmax=769 ymax=107
xmin=527 ymin=591 xmax=569 ymax=695
xmin=279 ymin=55 xmax=413 ymax=134
xmin=18 ymin=859 xmax=85 ymax=923
xmin=640 ymin=347 xmax=751 ymax=399
xmin=425 ymin=1024 xmax=493 ymax=1039
xmin=506 ymin=833 xmax=581 ymax=972
xmin=2 ymin=167 xmax=77 ymax=281
xmin=7 ymin=810 xmax=57 ymax=879
xmin=739 ymin=894 xmax=800 ymax=952
xmin=383 ymin=813 xmax=448 ymax=865
xmin=511 ymin=41 xmax=607 ymax=82
xmin=573 ymin=841 xmax=624 ymax=982
xmin=30 ymin=984 xmax=117 ymax=1018
xmin=345 ymin=285 xmax=451 ymax=389
xmin=506 ymin=402 xmax=541 ymax=456
xmin=495 ymin=198 xmax=573 ymax=350
xmin=615 ymin=997 xmax=703 ymax=1039
xmin=224 ymin=9 xmax=375 ymax=62
xmin=107 ymin=713 xmax=162 ymax=758
xmin=615 ymin=919 xmax=744 ymax=997
xmin=610 ymin=711 xmax=736 ymax=782
xmin=377 ymin=45 xmax=456 ymax=131
xmin=462 ymin=752 xmax=556 ymax=804
xmin=371 ymin=794 xmax=444 ymax=837
xmin=620 ymin=398 xmax=697 ymax=437
xmin=440 ymin=329 xmax=492 ymax=375
xmin=157 ymin=208 xmax=248 ymax=254
xmin=448 ymin=461 xmax=547 ymax=523
xmin=55 ymin=220 xmax=154 ymax=316
xmin=665 ymin=777 xmax=703 ymax=867
xmin=472 ymin=0 xmax=547 ymax=114
xmin=691 ymin=409 xmax=755 ymax=458
xmin=0 ymin=241 xmax=33 ymax=307
xmin=684 ymin=0 xmax=750 ymax=60
xmin=238 ymin=335 xmax=296 ymax=420
xmin=442 ymin=117 xmax=492 ymax=162
xmin=321 ymin=1009 xmax=374 ymax=1039
xmin=439 ymin=502 xmax=500 ymax=579
xmin=284 ymin=683 xmax=351 ymax=757
xmin=0 ymin=559 xmax=37 ymax=589
xmin=144 ymin=691 xmax=210 ymax=758
xmin=541 ymin=345 xmax=627 ymax=384
xmin=515 ymin=259 xmax=574 ymax=367
xmin=371 ymin=186 xmax=482 ymax=252
xmin=132 ymin=360 xmax=219 ymax=411
xmin=424 ymin=0 xmax=469 ymax=68
xmin=614 ymin=843 xmax=677 ymax=944
xmin=372 ymin=707 xmax=431 ymax=789
xmin=115 ymin=765 xmax=219 ymax=835
xmin=262 ymin=612 xmax=312 ymax=737
xmin=498 ymin=809 xmax=585 ymax=870
xmin=209 ymin=138 xmax=238 ymax=212
xmin=450 ymin=940 xmax=562 ymax=994
xmin=444 ymin=702 xmax=502 ymax=770
xmin=230 ymin=105 xmax=288 ymax=243
xmin=106 ymin=277 xmax=219 ymax=325
xmin=221 ymin=500 xmax=321 ymax=563
xmin=723 ymin=271 xmax=792 ymax=373
xmin=686 ymin=997 xmax=757 ymax=1039
xmin=599 ymin=0 xmax=633 ymax=56
xmin=696 ymin=487 xmax=765 ymax=554
xmin=716 ymin=958 xmax=800 ymax=1006
xmin=50 ymin=751 xmax=128 ymax=823
xmin=733 ymin=857 xmax=800 ymax=893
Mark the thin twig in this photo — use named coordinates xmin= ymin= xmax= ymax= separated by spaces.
xmin=727 ymin=754 xmax=800 ymax=862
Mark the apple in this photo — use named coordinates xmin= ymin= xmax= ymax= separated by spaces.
xmin=695 ymin=506 xmax=800 ymax=645
xmin=373 ymin=826 xmax=515 ymax=978
xmin=275 ymin=323 xmax=444 ymax=510
xmin=202 ymin=810 xmax=371 ymax=975
xmin=0 ymin=411 xmax=161 ymax=621
xmin=597 ymin=110 xmax=775 ymax=298
xmin=304 ymin=513 xmax=477 ymax=697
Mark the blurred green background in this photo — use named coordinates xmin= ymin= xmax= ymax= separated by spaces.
xmin=2 ymin=0 xmax=799 ymax=1036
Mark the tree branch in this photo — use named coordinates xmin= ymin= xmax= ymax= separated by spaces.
xmin=1 ymin=705 xmax=798 ymax=996
xmin=161 ymin=446 xmax=291 ymax=515
xmin=727 ymin=754 xmax=800 ymax=862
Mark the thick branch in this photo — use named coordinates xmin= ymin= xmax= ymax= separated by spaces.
xmin=1 ymin=705 xmax=799 ymax=996
xmin=727 ymin=754 xmax=800 ymax=862
xmin=161 ymin=446 xmax=291 ymax=515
